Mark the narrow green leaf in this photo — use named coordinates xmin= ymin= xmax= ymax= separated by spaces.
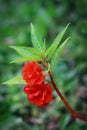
xmin=31 ymin=23 xmax=44 ymax=53
xmin=51 ymin=37 xmax=70 ymax=70
xmin=10 ymin=55 xmax=42 ymax=63
xmin=10 ymin=46 xmax=41 ymax=57
xmin=43 ymin=39 xmax=46 ymax=51
xmin=45 ymin=23 xmax=70 ymax=60
xmin=2 ymin=76 xmax=26 ymax=84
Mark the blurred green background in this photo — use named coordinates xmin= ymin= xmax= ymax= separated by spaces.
xmin=0 ymin=0 xmax=87 ymax=130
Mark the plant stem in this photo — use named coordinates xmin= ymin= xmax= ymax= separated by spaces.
xmin=44 ymin=60 xmax=87 ymax=122
xmin=48 ymin=71 xmax=87 ymax=122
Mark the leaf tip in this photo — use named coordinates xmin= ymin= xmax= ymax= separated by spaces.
xmin=65 ymin=23 xmax=70 ymax=30
xmin=9 ymin=46 xmax=17 ymax=50
xmin=67 ymin=22 xmax=71 ymax=27
xmin=2 ymin=82 xmax=5 ymax=85
xmin=30 ymin=23 xmax=34 ymax=29
xmin=9 ymin=61 xmax=14 ymax=64
xmin=9 ymin=46 xmax=14 ymax=49
xmin=67 ymin=37 xmax=70 ymax=40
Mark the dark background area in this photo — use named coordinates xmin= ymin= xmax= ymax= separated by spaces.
xmin=0 ymin=0 xmax=87 ymax=130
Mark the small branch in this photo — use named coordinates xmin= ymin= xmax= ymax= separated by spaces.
xmin=48 ymin=71 xmax=87 ymax=122
xmin=43 ymin=60 xmax=87 ymax=122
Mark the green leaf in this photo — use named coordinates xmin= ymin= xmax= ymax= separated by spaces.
xmin=60 ymin=114 xmax=71 ymax=130
xmin=10 ymin=55 xmax=42 ymax=63
xmin=31 ymin=23 xmax=44 ymax=53
xmin=43 ymin=39 xmax=46 ymax=51
xmin=10 ymin=46 xmax=41 ymax=57
xmin=2 ymin=76 xmax=26 ymax=84
xmin=51 ymin=37 xmax=70 ymax=70
xmin=45 ymin=23 xmax=70 ymax=60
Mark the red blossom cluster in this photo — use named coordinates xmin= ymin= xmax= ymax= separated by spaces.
xmin=22 ymin=62 xmax=52 ymax=106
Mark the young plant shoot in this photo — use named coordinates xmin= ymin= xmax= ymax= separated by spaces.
xmin=3 ymin=23 xmax=87 ymax=122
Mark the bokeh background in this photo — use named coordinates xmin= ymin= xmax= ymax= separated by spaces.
xmin=0 ymin=0 xmax=87 ymax=130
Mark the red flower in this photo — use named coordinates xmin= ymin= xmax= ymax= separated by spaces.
xmin=24 ymin=84 xmax=52 ymax=106
xmin=22 ymin=62 xmax=45 ymax=85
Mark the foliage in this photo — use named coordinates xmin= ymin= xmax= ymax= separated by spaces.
xmin=0 ymin=0 xmax=87 ymax=130
xmin=3 ymin=23 xmax=69 ymax=84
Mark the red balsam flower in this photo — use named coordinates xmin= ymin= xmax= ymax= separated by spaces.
xmin=22 ymin=62 xmax=45 ymax=85
xmin=24 ymin=84 xmax=52 ymax=106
